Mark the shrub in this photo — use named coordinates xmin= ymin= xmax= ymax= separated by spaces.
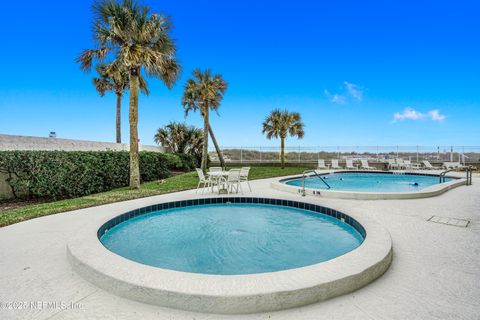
xmin=0 ymin=151 xmax=191 ymax=200
xmin=173 ymin=153 xmax=197 ymax=170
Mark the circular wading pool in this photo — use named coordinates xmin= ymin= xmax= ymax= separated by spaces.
xmin=67 ymin=197 xmax=392 ymax=314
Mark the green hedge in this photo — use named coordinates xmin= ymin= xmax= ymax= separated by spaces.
xmin=0 ymin=151 xmax=195 ymax=200
xmin=174 ymin=152 xmax=199 ymax=170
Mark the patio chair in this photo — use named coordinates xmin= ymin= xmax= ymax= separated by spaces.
xmin=443 ymin=162 xmax=463 ymax=170
xmin=317 ymin=159 xmax=328 ymax=169
xmin=222 ymin=169 xmax=243 ymax=194
xmin=422 ymin=160 xmax=440 ymax=170
xmin=404 ymin=160 xmax=420 ymax=170
xmin=207 ymin=167 xmax=225 ymax=191
xmin=387 ymin=158 xmax=398 ymax=170
xmin=345 ymin=159 xmax=356 ymax=170
xmin=331 ymin=159 xmax=342 ymax=170
xmin=240 ymin=167 xmax=252 ymax=191
xmin=360 ymin=159 xmax=376 ymax=170
xmin=396 ymin=158 xmax=407 ymax=170
xmin=195 ymin=168 xmax=211 ymax=194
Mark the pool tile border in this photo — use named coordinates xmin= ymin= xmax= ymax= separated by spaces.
xmin=97 ymin=197 xmax=367 ymax=240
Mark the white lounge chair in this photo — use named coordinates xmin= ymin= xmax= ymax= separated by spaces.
xmin=422 ymin=160 xmax=440 ymax=170
xmin=443 ymin=162 xmax=467 ymax=170
xmin=317 ymin=159 xmax=328 ymax=169
xmin=396 ymin=158 xmax=407 ymax=170
xmin=330 ymin=159 xmax=342 ymax=170
xmin=240 ymin=167 xmax=252 ymax=191
xmin=403 ymin=160 xmax=420 ymax=170
xmin=345 ymin=159 xmax=356 ymax=170
xmin=387 ymin=158 xmax=398 ymax=170
xmin=195 ymin=168 xmax=211 ymax=194
xmin=360 ymin=159 xmax=376 ymax=170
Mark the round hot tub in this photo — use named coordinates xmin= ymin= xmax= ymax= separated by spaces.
xmin=100 ymin=202 xmax=364 ymax=275
xmin=67 ymin=197 xmax=392 ymax=314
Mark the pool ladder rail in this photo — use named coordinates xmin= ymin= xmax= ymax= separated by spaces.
xmin=301 ymin=170 xmax=331 ymax=197
xmin=439 ymin=166 xmax=473 ymax=185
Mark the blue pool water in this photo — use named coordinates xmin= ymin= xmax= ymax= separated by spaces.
xmin=100 ymin=204 xmax=363 ymax=275
xmin=285 ymin=172 xmax=452 ymax=192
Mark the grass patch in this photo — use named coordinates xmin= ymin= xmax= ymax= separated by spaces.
xmin=0 ymin=166 xmax=309 ymax=227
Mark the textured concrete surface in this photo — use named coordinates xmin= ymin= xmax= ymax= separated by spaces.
xmin=0 ymin=172 xmax=479 ymax=319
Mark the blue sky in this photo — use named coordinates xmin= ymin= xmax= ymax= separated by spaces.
xmin=0 ymin=0 xmax=479 ymax=147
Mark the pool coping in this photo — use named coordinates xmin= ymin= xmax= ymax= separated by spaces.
xmin=271 ymin=171 xmax=467 ymax=200
xmin=67 ymin=196 xmax=392 ymax=314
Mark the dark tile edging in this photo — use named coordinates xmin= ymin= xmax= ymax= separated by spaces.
xmin=97 ymin=198 xmax=366 ymax=240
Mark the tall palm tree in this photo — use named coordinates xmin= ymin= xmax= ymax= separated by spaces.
xmin=154 ymin=122 xmax=203 ymax=165
xmin=93 ymin=63 xmax=149 ymax=143
xmin=76 ymin=0 xmax=180 ymax=189
xmin=182 ymin=69 xmax=227 ymax=172
xmin=262 ymin=109 xmax=305 ymax=169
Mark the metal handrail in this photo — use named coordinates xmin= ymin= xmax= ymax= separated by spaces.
xmin=301 ymin=170 xmax=331 ymax=196
xmin=466 ymin=166 xmax=473 ymax=185
xmin=439 ymin=168 xmax=456 ymax=183
xmin=439 ymin=166 xmax=473 ymax=185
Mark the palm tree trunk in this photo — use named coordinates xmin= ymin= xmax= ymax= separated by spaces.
xmin=129 ymin=68 xmax=140 ymax=189
xmin=208 ymin=125 xmax=225 ymax=169
xmin=280 ymin=137 xmax=285 ymax=169
xmin=201 ymin=106 xmax=209 ymax=173
xmin=116 ymin=92 xmax=122 ymax=144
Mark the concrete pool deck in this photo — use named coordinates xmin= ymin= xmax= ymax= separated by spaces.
xmin=67 ymin=196 xmax=392 ymax=314
xmin=1 ymin=170 xmax=479 ymax=319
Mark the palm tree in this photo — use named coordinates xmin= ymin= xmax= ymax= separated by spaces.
xmin=262 ymin=109 xmax=305 ymax=169
xmin=93 ymin=63 xmax=149 ymax=143
xmin=154 ymin=122 xmax=203 ymax=165
xmin=182 ymin=69 xmax=227 ymax=172
xmin=76 ymin=0 xmax=180 ymax=189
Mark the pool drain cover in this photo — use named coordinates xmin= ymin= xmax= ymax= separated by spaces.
xmin=428 ymin=216 xmax=470 ymax=228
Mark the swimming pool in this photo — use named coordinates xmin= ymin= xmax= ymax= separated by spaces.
xmin=284 ymin=172 xmax=453 ymax=192
xmin=100 ymin=203 xmax=364 ymax=275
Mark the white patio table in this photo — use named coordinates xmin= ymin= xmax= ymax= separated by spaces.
xmin=207 ymin=170 xmax=229 ymax=194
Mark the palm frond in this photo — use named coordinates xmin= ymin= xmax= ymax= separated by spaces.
xmin=154 ymin=122 xmax=204 ymax=158
xmin=79 ymin=0 xmax=180 ymax=92
xmin=262 ymin=109 xmax=305 ymax=140
xmin=182 ymin=69 xmax=228 ymax=117
xmin=75 ymin=48 xmax=109 ymax=71
xmin=92 ymin=77 xmax=115 ymax=96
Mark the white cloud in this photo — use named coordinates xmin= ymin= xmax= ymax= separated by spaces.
xmin=324 ymin=82 xmax=363 ymax=105
xmin=393 ymin=107 xmax=425 ymax=121
xmin=324 ymin=89 xmax=346 ymax=104
xmin=344 ymin=81 xmax=363 ymax=101
xmin=428 ymin=109 xmax=446 ymax=122
xmin=393 ymin=107 xmax=447 ymax=122
xmin=331 ymin=94 xmax=346 ymax=104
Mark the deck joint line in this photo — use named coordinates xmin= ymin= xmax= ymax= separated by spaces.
xmin=428 ymin=215 xmax=470 ymax=227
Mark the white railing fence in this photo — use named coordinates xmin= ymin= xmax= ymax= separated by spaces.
xmin=209 ymin=146 xmax=480 ymax=165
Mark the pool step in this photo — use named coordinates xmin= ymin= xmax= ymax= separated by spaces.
xmin=428 ymin=215 xmax=470 ymax=228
